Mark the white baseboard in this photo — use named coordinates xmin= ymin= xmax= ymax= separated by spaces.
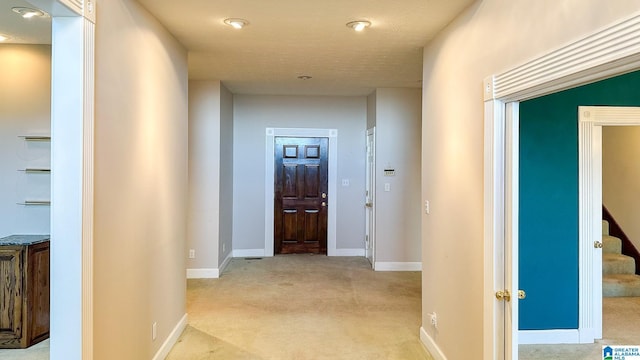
xmin=233 ymin=249 xmax=265 ymax=258
xmin=219 ymin=251 xmax=233 ymax=275
xmin=152 ymin=313 xmax=188 ymax=360
xmin=374 ymin=262 xmax=422 ymax=271
xmin=333 ymin=248 xmax=365 ymax=256
xmin=420 ymin=326 xmax=447 ymax=360
xmin=186 ymin=268 xmax=219 ymax=279
xmin=231 ymin=248 xmax=366 ymax=257
xmin=519 ymin=329 xmax=580 ymax=344
xmin=186 ymin=252 xmax=234 ymax=279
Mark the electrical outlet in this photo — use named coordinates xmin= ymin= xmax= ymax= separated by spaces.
xmin=152 ymin=322 xmax=157 ymax=341
xmin=223 ymin=243 xmax=226 ymax=252
xmin=430 ymin=312 xmax=437 ymax=328
xmin=188 ymin=249 xmax=195 ymax=259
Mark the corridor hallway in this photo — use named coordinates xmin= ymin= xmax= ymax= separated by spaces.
xmin=167 ymin=255 xmax=430 ymax=360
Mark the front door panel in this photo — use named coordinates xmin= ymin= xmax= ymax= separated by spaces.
xmin=275 ymin=137 xmax=328 ymax=254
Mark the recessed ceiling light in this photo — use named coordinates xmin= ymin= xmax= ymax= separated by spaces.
xmin=0 ymin=34 xmax=11 ymax=42
xmin=297 ymin=75 xmax=312 ymax=80
xmin=224 ymin=18 xmax=249 ymax=29
xmin=346 ymin=20 xmax=371 ymax=32
xmin=11 ymin=7 xmax=48 ymax=19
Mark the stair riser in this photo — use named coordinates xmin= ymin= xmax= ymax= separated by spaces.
xmin=603 ymin=276 xmax=640 ymax=297
xmin=603 ymin=285 xmax=640 ymax=297
xmin=603 ymin=235 xmax=622 ymax=254
xmin=603 ymin=259 xmax=636 ymax=275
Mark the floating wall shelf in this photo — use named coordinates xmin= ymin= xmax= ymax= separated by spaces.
xmin=19 ymin=135 xmax=51 ymax=141
xmin=17 ymin=200 xmax=51 ymax=206
xmin=18 ymin=168 xmax=51 ymax=173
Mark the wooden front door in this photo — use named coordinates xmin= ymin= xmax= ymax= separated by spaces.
xmin=274 ymin=137 xmax=328 ymax=254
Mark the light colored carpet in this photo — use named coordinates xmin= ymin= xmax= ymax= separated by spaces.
xmin=3 ymin=257 xmax=639 ymax=359
xmin=167 ymin=255 xmax=431 ymax=360
xmin=0 ymin=339 xmax=49 ymax=360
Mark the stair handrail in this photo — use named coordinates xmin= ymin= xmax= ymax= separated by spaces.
xmin=603 ymin=205 xmax=640 ymax=275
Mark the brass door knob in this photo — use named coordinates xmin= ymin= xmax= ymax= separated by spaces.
xmin=518 ymin=290 xmax=526 ymax=300
xmin=495 ymin=290 xmax=511 ymax=302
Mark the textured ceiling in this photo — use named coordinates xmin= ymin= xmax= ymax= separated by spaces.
xmin=1 ymin=0 xmax=475 ymax=96
xmin=137 ymin=0 xmax=475 ymax=95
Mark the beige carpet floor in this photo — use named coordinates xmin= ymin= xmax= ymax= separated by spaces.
xmin=167 ymin=255 xmax=431 ymax=360
xmin=3 ymin=256 xmax=639 ymax=359
xmin=0 ymin=339 xmax=49 ymax=360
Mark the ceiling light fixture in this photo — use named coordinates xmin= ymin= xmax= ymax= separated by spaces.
xmin=11 ymin=7 xmax=48 ymax=19
xmin=0 ymin=34 xmax=11 ymax=42
xmin=346 ymin=20 xmax=371 ymax=32
xmin=297 ymin=75 xmax=312 ymax=80
xmin=224 ymin=18 xmax=249 ymax=29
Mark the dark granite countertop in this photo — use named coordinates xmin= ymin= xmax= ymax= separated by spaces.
xmin=0 ymin=235 xmax=50 ymax=246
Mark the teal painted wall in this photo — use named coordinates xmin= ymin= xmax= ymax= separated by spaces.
xmin=519 ymin=70 xmax=640 ymax=330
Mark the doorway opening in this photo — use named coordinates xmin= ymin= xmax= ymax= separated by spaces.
xmin=265 ymin=128 xmax=338 ymax=257
xmin=484 ymin=12 xmax=640 ymax=360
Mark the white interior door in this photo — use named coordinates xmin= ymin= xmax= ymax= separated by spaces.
xmin=365 ymin=128 xmax=375 ymax=267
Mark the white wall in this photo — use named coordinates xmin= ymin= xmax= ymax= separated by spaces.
xmin=603 ymin=126 xmax=640 ymax=251
xmin=233 ymin=95 xmax=366 ymax=253
xmin=374 ymin=88 xmax=422 ymax=265
xmin=0 ymin=45 xmax=51 ymax=238
xmin=219 ymin=84 xmax=234 ymax=264
xmin=421 ymin=1 xmax=640 ymax=358
xmin=94 ymin=1 xmax=188 ymax=359
xmin=188 ymin=81 xmax=221 ymax=271
xmin=188 ymin=80 xmax=233 ymax=275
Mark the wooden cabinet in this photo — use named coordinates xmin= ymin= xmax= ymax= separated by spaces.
xmin=0 ymin=236 xmax=50 ymax=348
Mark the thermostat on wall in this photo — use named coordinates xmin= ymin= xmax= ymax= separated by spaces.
xmin=384 ymin=169 xmax=395 ymax=176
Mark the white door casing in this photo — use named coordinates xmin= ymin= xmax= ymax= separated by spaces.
xmin=504 ymin=103 xmax=519 ymax=359
xmin=365 ymin=128 xmax=376 ymax=267
xmin=484 ymin=11 xmax=640 ymax=360
xmin=25 ymin=0 xmax=97 ymax=359
xmin=579 ymin=106 xmax=640 ymax=339
xmin=265 ymin=128 xmax=338 ymax=256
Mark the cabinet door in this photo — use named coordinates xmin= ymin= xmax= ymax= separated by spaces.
xmin=0 ymin=248 xmax=23 ymax=347
xmin=27 ymin=242 xmax=49 ymax=345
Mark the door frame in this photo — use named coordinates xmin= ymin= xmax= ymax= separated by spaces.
xmin=26 ymin=0 xmax=96 ymax=359
xmin=265 ymin=128 xmax=338 ymax=256
xmin=484 ymin=12 xmax=640 ymax=359
xmin=365 ymin=127 xmax=376 ymax=267
xmin=577 ymin=106 xmax=640 ymax=341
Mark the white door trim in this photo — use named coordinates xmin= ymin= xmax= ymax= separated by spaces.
xmin=265 ymin=128 xmax=338 ymax=257
xmin=578 ymin=106 xmax=640 ymax=340
xmin=484 ymin=11 xmax=640 ymax=359
xmin=28 ymin=0 xmax=96 ymax=359
xmin=365 ymin=127 xmax=376 ymax=268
